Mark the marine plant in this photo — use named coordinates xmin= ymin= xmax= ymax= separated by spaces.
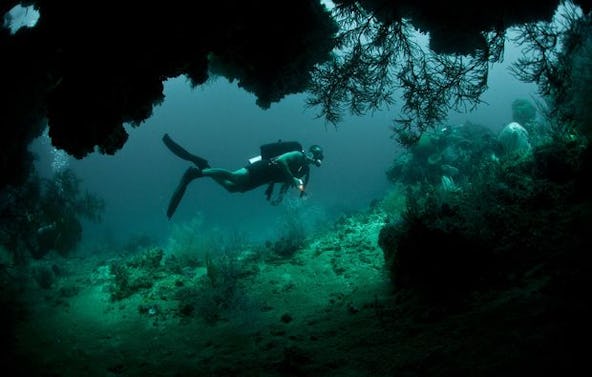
xmin=35 ymin=169 xmax=104 ymax=257
xmin=0 ymin=168 xmax=104 ymax=261
xmin=108 ymin=248 xmax=164 ymax=301
xmin=190 ymin=248 xmax=255 ymax=324
xmin=165 ymin=214 xmax=207 ymax=266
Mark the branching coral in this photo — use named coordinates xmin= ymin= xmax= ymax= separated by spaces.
xmin=307 ymin=1 xmax=592 ymax=147
xmin=510 ymin=1 xmax=592 ymax=140
xmin=306 ymin=2 xmax=504 ymax=146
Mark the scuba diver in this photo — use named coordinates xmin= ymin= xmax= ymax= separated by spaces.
xmin=162 ymin=134 xmax=324 ymax=219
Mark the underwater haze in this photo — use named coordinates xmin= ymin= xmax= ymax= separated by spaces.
xmin=31 ymin=77 xmax=395 ymax=247
xmin=29 ymin=37 xmax=535 ymax=249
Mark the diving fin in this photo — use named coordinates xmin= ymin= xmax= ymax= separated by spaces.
xmin=167 ymin=167 xmax=203 ymax=219
xmin=162 ymin=134 xmax=210 ymax=169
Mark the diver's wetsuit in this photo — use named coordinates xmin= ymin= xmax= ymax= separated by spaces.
xmin=163 ymin=133 xmax=310 ymax=218
xmin=243 ymin=156 xmax=309 ymax=192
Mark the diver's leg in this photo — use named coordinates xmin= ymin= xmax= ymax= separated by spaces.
xmin=201 ymin=168 xmax=248 ymax=193
xmin=162 ymin=134 xmax=210 ymax=169
xmin=167 ymin=167 xmax=202 ymax=219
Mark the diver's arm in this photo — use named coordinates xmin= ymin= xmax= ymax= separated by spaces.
xmin=302 ymin=167 xmax=310 ymax=186
xmin=300 ymin=168 xmax=310 ymax=197
xmin=275 ymin=151 xmax=304 ymax=186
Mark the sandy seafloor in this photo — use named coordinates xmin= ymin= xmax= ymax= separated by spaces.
xmin=11 ymin=209 xmax=403 ymax=377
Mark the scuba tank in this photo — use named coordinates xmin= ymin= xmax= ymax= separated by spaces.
xmin=249 ymin=140 xmax=303 ymax=163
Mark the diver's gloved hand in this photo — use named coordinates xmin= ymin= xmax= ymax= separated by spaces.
xmin=293 ymin=178 xmax=304 ymax=191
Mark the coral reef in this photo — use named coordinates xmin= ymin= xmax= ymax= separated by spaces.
xmin=386 ymin=121 xmax=500 ymax=186
xmin=379 ymin=128 xmax=591 ymax=303
xmin=498 ymin=121 xmax=532 ymax=158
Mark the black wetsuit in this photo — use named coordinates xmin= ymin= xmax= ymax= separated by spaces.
xmin=243 ymin=154 xmax=309 ymax=192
